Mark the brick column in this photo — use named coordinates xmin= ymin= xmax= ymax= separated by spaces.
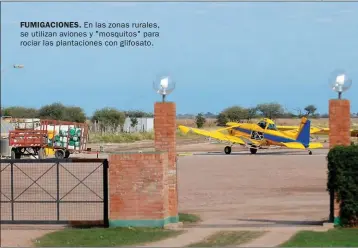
xmin=329 ymin=99 xmax=351 ymax=148
xmin=329 ymin=99 xmax=351 ymax=225
xmin=108 ymin=152 xmax=169 ymax=227
xmin=154 ymin=102 xmax=179 ymax=223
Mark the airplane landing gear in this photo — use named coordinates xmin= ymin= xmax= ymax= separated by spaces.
xmin=224 ymin=146 xmax=232 ymax=154
xmin=250 ymin=147 xmax=257 ymax=154
xmin=308 ymin=150 xmax=312 ymax=155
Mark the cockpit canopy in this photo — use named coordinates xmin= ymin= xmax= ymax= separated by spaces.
xmin=257 ymin=119 xmax=277 ymax=131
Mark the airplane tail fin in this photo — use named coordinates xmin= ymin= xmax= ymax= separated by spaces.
xmin=295 ymin=117 xmax=311 ymax=147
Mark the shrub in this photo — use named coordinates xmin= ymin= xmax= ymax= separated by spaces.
xmin=327 ymin=144 xmax=358 ymax=226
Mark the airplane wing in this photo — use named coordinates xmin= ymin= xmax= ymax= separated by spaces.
xmin=177 ymin=125 xmax=259 ymax=146
xmin=279 ymin=141 xmax=323 ymax=149
xmin=277 ymin=125 xmax=299 ymax=131
xmin=278 ymin=125 xmax=326 ymax=135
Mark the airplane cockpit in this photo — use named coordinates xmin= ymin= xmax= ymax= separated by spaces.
xmin=267 ymin=123 xmax=278 ymax=131
xmin=257 ymin=121 xmax=266 ymax=129
xmin=256 ymin=119 xmax=278 ymax=131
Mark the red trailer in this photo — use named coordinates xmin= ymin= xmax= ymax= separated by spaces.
xmin=9 ymin=119 xmax=89 ymax=159
xmin=9 ymin=129 xmax=48 ymax=159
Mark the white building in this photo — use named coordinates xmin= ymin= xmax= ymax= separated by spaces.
xmin=123 ymin=117 xmax=154 ymax=133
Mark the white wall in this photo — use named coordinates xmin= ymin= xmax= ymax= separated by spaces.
xmin=123 ymin=117 xmax=154 ymax=132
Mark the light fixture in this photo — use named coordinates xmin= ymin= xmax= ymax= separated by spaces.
xmin=329 ymin=69 xmax=352 ymax=99
xmin=153 ymin=75 xmax=175 ymax=102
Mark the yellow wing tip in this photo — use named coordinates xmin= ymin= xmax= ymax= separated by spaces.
xmin=178 ymin=125 xmax=191 ymax=134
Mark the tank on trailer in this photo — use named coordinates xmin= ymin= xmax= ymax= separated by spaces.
xmin=40 ymin=119 xmax=89 ymax=159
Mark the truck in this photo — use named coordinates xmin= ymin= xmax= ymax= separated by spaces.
xmin=9 ymin=119 xmax=89 ymax=159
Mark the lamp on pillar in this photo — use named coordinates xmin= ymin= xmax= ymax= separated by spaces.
xmin=153 ymin=76 xmax=176 ymax=102
xmin=328 ymin=69 xmax=352 ymax=226
xmin=329 ymin=70 xmax=352 ymax=99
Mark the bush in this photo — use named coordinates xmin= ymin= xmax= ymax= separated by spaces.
xmin=195 ymin=113 xmax=206 ymax=128
xmin=327 ymin=144 xmax=358 ymax=226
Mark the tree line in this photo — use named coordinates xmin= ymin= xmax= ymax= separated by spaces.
xmin=2 ymin=102 xmax=357 ymax=131
xmin=196 ymin=103 xmax=358 ymax=128
xmin=1 ymin=103 xmax=154 ymax=133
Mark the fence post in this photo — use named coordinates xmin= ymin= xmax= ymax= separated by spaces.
xmin=103 ymin=159 xmax=109 ymax=228
xmin=56 ymin=161 xmax=60 ymax=221
xmin=10 ymin=162 xmax=14 ymax=221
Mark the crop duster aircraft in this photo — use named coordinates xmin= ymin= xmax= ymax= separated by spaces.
xmin=178 ymin=117 xmax=323 ymax=155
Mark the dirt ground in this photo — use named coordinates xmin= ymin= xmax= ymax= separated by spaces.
xmin=177 ymin=148 xmax=329 ymax=225
xmin=1 ymin=143 xmax=330 ymax=247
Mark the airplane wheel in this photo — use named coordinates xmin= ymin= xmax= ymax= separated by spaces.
xmin=309 ymin=151 xmax=312 ymax=155
xmin=250 ymin=148 xmax=257 ymax=154
xmin=224 ymin=146 xmax=232 ymax=154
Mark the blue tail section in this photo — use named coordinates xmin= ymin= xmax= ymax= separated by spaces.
xmin=296 ymin=118 xmax=311 ymax=148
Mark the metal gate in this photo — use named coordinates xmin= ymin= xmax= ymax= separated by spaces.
xmin=0 ymin=158 xmax=108 ymax=226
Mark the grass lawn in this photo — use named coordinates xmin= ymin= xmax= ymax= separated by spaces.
xmin=187 ymin=231 xmax=265 ymax=247
xmin=34 ymin=227 xmax=183 ymax=247
xmin=281 ymin=228 xmax=358 ymax=247
xmin=179 ymin=213 xmax=201 ymax=223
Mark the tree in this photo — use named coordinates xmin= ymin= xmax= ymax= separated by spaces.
xmin=38 ymin=102 xmax=66 ymax=120
xmin=216 ymin=112 xmax=228 ymax=126
xmin=130 ymin=117 xmax=138 ymax=128
xmin=2 ymin=106 xmax=39 ymax=118
xmin=63 ymin=106 xmax=86 ymax=123
xmin=195 ymin=113 xmax=206 ymax=128
xmin=91 ymin=107 xmax=126 ymax=133
xmin=222 ymin=106 xmax=248 ymax=122
xmin=304 ymin=105 xmax=317 ymax=117
xmin=125 ymin=110 xmax=153 ymax=118
xmin=245 ymin=107 xmax=258 ymax=122
xmin=256 ymin=102 xmax=284 ymax=119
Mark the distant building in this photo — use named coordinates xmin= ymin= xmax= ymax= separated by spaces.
xmin=1 ymin=119 xmax=15 ymax=138
xmin=123 ymin=117 xmax=154 ymax=133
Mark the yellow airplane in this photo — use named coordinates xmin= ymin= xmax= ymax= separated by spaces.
xmin=178 ymin=117 xmax=323 ymax=155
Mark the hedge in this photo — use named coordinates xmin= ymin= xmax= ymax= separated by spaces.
xmin=327 ymin=144 xmax=358 ymax=227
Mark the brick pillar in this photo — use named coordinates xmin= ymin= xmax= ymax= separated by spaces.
xmin=108 ymin=152 xmax=169 ymax=227
xmin=329 ymin=99 xmax=351 ymax=148
xmin=154 ymin=102 xmax=179 ymax=223
xmin=329 ymin=99 xmax=351 ymax=225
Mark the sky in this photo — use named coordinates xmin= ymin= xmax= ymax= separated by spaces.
xmin=1 ymin=2 xmax=358 ymax=116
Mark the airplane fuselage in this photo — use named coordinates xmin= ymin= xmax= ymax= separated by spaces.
xmin=228 ymin=123 xmax=300 ymax=147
